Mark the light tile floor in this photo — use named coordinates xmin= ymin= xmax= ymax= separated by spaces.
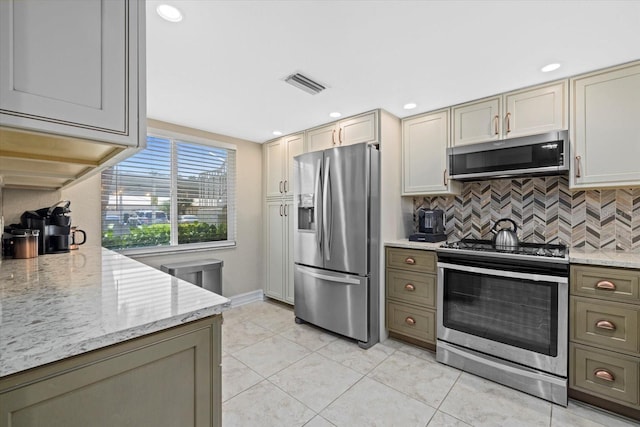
xmin=221 ymin=300 xmax=638 ymax=427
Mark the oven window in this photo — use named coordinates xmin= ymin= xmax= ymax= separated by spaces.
xmin=442 ymin=269 xmax=558 ymax=356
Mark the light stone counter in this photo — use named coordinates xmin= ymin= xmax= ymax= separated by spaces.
xmin=384 ymin=238 xmax=444 ymax=251
xmin=569 ymin=248 xmax=640 ymax=269
xmin=385 ymin=239 xmax=639 ymax=269
xmin=0 ymin=246 xmax=230 ymax=378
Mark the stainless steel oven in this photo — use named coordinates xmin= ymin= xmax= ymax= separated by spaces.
xmin=436 ymin=242 xmax=569 ymax=406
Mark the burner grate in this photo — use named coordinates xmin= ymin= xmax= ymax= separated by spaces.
xmin=440 ymin=239 xmax=567 ymax=259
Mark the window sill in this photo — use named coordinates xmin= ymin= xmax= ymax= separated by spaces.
xmin=113 ymin=241 xmax=236 ymax=258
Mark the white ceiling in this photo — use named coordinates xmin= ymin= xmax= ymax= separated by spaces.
xmin=145 ymin=0 xmax=640 ymax=143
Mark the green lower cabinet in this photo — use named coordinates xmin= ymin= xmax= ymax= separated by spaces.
xmin=386 ymin=301 xmax=436 ymax=344
xmin=570 ymin=343 xmax=639 ymax=408
xmin=0 ymin=316 xmax=222 ymax=427
xmin=571 ymin=296 xmax=640 ymax=355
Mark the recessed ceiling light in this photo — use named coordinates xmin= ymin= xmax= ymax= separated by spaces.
xmin=157 ymin=4 xmax=183 ymax=22
xmin=329 ymin=112 xmax=342 ymax=118
xmin=541 ymin=63 xmax=561 ymax=73
xmin=272 ymin=130 xmax=283 ymax=136
xmin=403 ymin=103 xmax=417 ymax=110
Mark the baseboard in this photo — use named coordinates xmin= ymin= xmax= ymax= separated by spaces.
xmin=229 ymin=289 xmax=264 ymax=307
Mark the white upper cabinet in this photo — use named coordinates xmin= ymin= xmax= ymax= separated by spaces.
xmin=504 ymin=82 xmax=567 ymax=138
xmin=452 ymin=97 xmax=502 ymax=146
xmin=452 ymin=81 xmax=567 ymax=146
xmin=306 ymin=124 xmax=336 ymax=153
xmin=402 ymin=109 xmax=460 ymax=195
xmin=264 ymin=133 xmax=304 ymax=198
xmin=570 ymin=62 xmax=640 ymax=189
xmin=0 ymin=0 xmax=144 ymax=147
xmin=264 ymin=139 xmax=285 ymax=198
xmin=306 ymin=111 xmax=378 ymax=152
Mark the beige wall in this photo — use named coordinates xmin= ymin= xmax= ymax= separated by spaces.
xmin=2 ymin=119 xmax=263 ymax=298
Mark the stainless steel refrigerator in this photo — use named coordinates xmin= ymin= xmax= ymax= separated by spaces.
xmin=293 ymin=142 xmax=380 ymax=349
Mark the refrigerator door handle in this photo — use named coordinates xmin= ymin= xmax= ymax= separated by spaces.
xmin=297 ymin=265 xmax=361 ymax=285
xmin=315 ymin=158 xmax=323 ymax=252
xmin=323 ymin=156 xmax=331 ymax=261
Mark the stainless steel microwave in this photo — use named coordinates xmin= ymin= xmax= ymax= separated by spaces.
xmin=448 ymin=130 xmax=569 ymax=181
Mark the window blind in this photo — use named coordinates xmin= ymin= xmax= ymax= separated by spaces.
xmin=101 ymin=135 xmax=236 ymax=250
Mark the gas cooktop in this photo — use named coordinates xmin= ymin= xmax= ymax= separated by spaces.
xmin=438 ymin=238 xmax=568 ymax=262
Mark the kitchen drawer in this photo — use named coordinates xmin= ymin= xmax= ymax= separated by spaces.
xmin=571 ymin=296 xmax=640 ymax=355
xmin=386 ymin=301 xmax=435 ymax=344
xmin=570 ymin=343 xmax=639 ymax=407
xmin=386 ymin=269 xmax=436 ymax=308
xmin=386 ymin=247 xmax=436 ymax=273
xmin=571 ymin=265 xmax=640 ymax=303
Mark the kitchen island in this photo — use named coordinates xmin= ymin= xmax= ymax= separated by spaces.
xmin=0 ymin=246 xmax=230 ymax=427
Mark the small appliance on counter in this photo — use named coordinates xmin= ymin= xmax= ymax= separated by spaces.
xmin=409 ymin=208 xmax=447 ymax=242
xmin=70 ymin=226 xmax=87 ymax=250
xmin=2 ymin=228 xmax=39 ymax=259
xmin=20 ymin=200 xmax=72 ymax=255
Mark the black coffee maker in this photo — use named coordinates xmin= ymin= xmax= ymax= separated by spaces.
xmin=21 ymin=200 xmax=72 ymax=254
xmin=409 ymin=208 xmax=447 ymax=242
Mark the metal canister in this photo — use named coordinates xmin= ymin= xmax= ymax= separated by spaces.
xmin=10 ymin=229 xmax=39 ymax=259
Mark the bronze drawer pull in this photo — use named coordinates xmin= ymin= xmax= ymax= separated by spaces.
xmin=404 ymin=283 xmax=416 ymax=292
xmin=595 ymin=280 xmax=616 ymax=291
xmin=405 ymin=317 xmax=416 ymax=326
xmin=595 ymin=320 xmax=616 ymax=331
xmin=594 ymin=369 xmax=615 ymax=382
xmin=404 ymin=257 xmax=416 ymax=265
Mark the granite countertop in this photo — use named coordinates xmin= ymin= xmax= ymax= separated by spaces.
xmin=0 ymin=246 xmax=230 ymax=378
xmin=568 ymin=248 xmax=640 ymax=269
xmin=384 ymin=239 xmax=640 ymax=269
xmin=384 ymin=239 xmax=444 ymax=251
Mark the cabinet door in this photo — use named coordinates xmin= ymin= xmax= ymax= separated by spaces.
xmin=284 ymin=202 xmax=295 ymax=304
xmin=402 ymin=110 xmax=457 ymax=195
xmin=504 ymin=81 xmax=567 ymax=138
xmin=306 ymin=124 xmax=336 ymax=152
xmin=452 ymin=97 xmax=501 ymax=146
xmin=0 ymin=319 xmax=220 ymax=427
xmin=265 ymin=201 xmax=285 ymax=300
xmin=284 ymin=133 xmax=304 ymax=196
xmin=264 ymin=139 xmax=285 ymax=198
xmin=571 ymin=62 xmax=640 ymax=188
xmin=0 ymin=0 xmax=140 ymax=146
xmin=338 ymin=111 xmax=378 ymax=146
xmin=570 ymin=343 xmax=639 ymax=407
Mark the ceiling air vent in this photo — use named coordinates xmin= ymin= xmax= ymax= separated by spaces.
xmin=284 ymin=73 xmax=326 ymax=95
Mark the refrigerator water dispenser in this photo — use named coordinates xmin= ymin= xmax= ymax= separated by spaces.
xmin=298 ymin=193 xmax=315 ymax=230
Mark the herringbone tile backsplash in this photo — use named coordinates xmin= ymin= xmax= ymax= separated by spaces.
xmin=415 ymin=176 xmax=640 ymax=251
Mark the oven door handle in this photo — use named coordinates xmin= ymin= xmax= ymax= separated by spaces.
xmin=437 ymin=262 xmax=568 ymax=284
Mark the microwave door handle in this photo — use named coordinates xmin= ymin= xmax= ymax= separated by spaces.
xmin=323 ymin=157 xmax=331 ymax=261
xmin=315 ymin=158 xmax=322 ymax=251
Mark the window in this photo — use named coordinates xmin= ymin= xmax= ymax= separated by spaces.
xmin=101 ymin=131 xmax=236 ymax=252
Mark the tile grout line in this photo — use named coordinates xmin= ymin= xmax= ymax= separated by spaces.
xmin=220 ymin=354 xmax=266 ymax=403
xmin=272 ymin=347 xmax=367 ymax=424
xmin=431 ymin=371 xmax=474 ymax=426
xmin=301 ymin=344 xmax=400 ymax=420
xmin=262 ymin=352 xmax=323 ymax=425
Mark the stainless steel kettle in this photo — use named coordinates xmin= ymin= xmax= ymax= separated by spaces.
xmin=491 ymin=218 xmax=519 ymax=250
